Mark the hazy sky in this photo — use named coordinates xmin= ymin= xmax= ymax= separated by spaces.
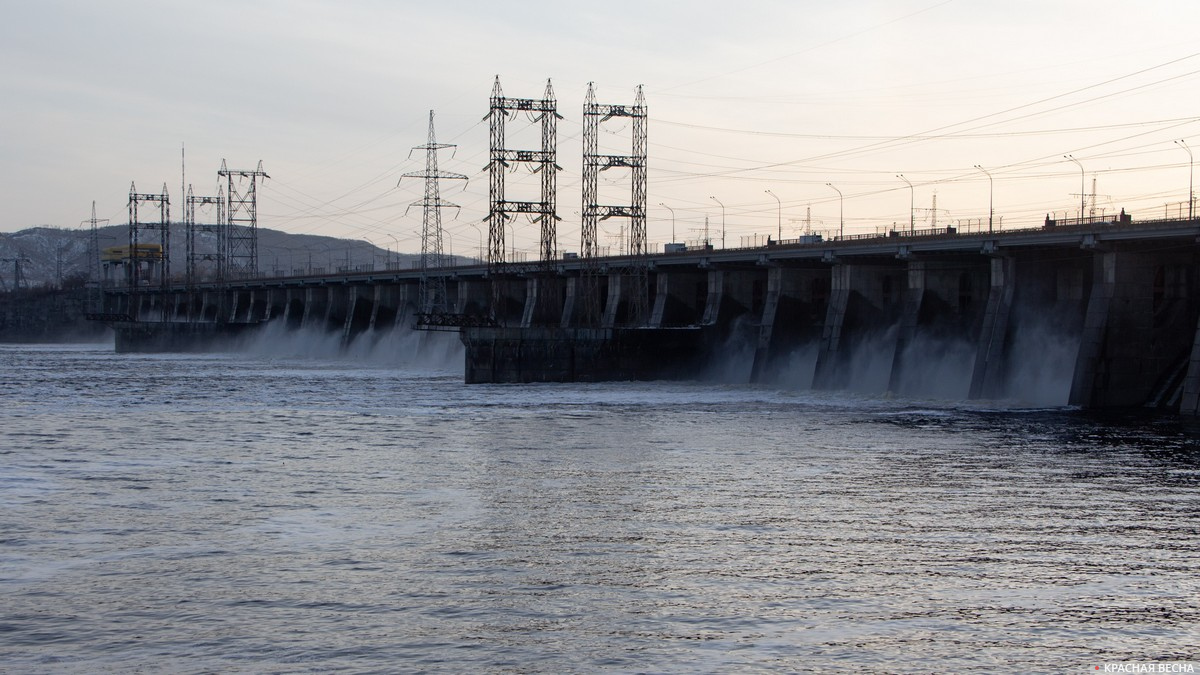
xmin=4 ymin=0 xmax=1200 ymax=256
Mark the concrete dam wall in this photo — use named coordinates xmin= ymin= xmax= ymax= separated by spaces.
xmin=99 ymin=218 xmax=1200 ymax=412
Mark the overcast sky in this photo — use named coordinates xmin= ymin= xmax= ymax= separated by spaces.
xmin=4 ymin=0 xmax=1200 ymax=256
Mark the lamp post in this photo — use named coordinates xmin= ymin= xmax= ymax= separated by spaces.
xmin=709 ymin=196 xmax=725 ymax=249
xmin=826 ymin=182 xmax=843 ymax=240
xmin=974 ymin=165 xmax=994 ymax=233
xmin=1065 ymin=154 xmax=1085 ymax=222
xmin=764 ymin=189 xmax=781 ymax=242
xmin=387 ymin=234 xmax=399 ymax=269
xmin=361 ymin=236 xmax=376 ymax=270
xmin=1176 ymin=140 xmax=1194 ymax=221
xmin=897 ymin=174 xmax=914 ymax=234
xmin=659 ymin=202 xmax=676 ymax=243
xmin=465 ymin=222 xmax=483 ymax=263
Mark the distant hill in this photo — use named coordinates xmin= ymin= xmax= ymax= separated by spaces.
xmin=0 ymin=226 xmax=471 ymax=290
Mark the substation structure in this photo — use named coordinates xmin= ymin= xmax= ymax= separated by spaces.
xmin=95 ymin=215 xmax=1200 ymax=413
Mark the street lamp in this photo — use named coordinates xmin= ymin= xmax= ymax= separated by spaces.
xmin=826 ymin=182 xmax=843 ymax=240
xmin=465 ymin=222 xmax=483 ymax=263
xmin=1176 ymin=139 xmax=1194 ymax=221
xmin=659 ymin=202 xmax=676 ymax=243
xmin=764 ymin=189 xmax=781 ymax=243
xmin=1065 ymin=154 xmax=1085 ymax=222
xmin=974 ymin=165 xmax=994 ymax=233
xmin=897 ymin=174 xmax=914 ymax=234
xmin=361 ymin=236 xmax=376 ymax=270
xmin=709 ymin=196 xmax=725 ymax=249
xmin=387 ymin=234 xmax=399 ymax=269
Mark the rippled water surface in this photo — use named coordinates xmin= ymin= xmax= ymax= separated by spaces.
xmin=2 ymin=338 xmax=1199 ymax=673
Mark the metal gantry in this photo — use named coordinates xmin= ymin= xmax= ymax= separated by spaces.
xmin=128 ymin=180 xmax=171 ymax=293
xmin=218 ymin=160 xmax=268 ymax=279
xmin=402 ymin=110 xmax=467 ymax=318
xmin=185 ymin=185 xmax=225 ymax=287
xmin=580 ymin=83 xmax=648 ymax=326
xmin=486 ymin=76 xmax=561 ymax=271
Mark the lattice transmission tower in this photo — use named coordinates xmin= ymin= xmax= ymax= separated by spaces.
xmin=83 ymin=201 xmax=108 ymax=284
xmin=401 ymin=110 xmax=467 ymax=320
xmin=486 ymin=76 xmax=561 ymax=272
xmin=580 ymin=83 xmax=648 ymax=326
xmin=218 ymin=160 xmax=268 ymax=278
xmin=81 ymin=201 xmax=109 ymax=311
xmin=0 ymin=254 xmax=32 ymax=292
xmin=185 ymin=185 xmax=225 ymax=286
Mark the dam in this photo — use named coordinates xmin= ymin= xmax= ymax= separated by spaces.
xmin=92 ymin=214 xmax=1200 ymax=413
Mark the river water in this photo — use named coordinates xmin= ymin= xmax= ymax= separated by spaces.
xmin=2 ymin=331 xmax=1199 ymax=673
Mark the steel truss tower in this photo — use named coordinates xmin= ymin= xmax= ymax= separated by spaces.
xmin=128 ymin=181 xmax=171 ymax=286
xmin=218 ymin=160 xmax=268 ymax=278
xmin=581 ymin=83 xmax=648 ymax=326
xmin=128 ymin=183 xmax=170 ymax=320
xmin=401 ymin=110 xmax=467 ymax=319
xmin=185 ymin=185 xmax=226 ymax=286
xmin=83 ymin=201 xmax=108 ymax=285
xmin=82 ymin=201 xmax=109 ymax=311
xmin=0 ymin=254 xmax=31 ymax=292
xmin=486 ymin=76 xmax=561 ymax=271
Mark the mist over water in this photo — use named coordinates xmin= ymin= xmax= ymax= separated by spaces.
xmin=712 ymin=309 xmax=1079 ymax=408
xmin=1004 ymin=315 xmax=1081 ymax=407
xmin=237 ymin=322 xmax=464 ymax=373
xmin=3 ymin=335 xmax=1195 ymax=672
